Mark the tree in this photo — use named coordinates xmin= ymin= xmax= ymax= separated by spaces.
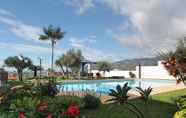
xmin=39 ymin=25 xmax=65 ymax=71
xmin=159 ymin=38 xmax=186 ymax=85
xmin=4 ymin=55 xmax=32 ymax=81
xmin=55 ymin=54 xmax=67 ymax=74
xmin=96 ymin=61 xmax=111 ymax=77
xmin=55 ymin=49 xmax=84 ymax=77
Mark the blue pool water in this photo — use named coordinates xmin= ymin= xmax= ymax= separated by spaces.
xmin=57 ymin=79 xmax=176 ymax=94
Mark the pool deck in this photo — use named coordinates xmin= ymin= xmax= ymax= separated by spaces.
xmin=58 ymin=83 xmax=185 ymax=104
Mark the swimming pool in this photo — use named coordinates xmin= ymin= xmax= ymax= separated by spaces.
xmin=57 ymin=79 xmax=176 ymax=94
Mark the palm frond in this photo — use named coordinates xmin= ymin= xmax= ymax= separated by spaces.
xmin=39 ymin=35 xmax=49 ymax=40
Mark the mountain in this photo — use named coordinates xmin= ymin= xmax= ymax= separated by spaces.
xmin=111 ymin=57 xmax=159 ymax=70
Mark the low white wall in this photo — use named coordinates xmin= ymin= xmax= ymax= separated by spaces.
xmin=91 ymin=61 xmax=175 ymax=80
xmin=91 ymin=70 xmax=136 ymax=78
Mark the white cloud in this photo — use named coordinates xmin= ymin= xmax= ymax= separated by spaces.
xmin=101 ymin=0 xmax=186 ymax=56
xmin=0 ymin=8 xmax=15 ymax=17
xmin=64 ymin=0 xmax=94 ymax=14
xmin=0 ymin=9 xmax=42 ymax=42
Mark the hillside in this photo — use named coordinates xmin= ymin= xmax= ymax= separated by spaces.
xmin=111 ymin=57 xmax=159 ymax=70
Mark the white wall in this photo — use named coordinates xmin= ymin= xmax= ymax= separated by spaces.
xmin=91 ymin=61 xmax=175 ymax=80
xmin=136 ymin=61 xmax=174 ymax=79
xmin=91 ymin=69 xmax=136 ymax=78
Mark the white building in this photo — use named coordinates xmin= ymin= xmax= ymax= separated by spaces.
xmin=91 ymin=61 xmax=175 ymax=80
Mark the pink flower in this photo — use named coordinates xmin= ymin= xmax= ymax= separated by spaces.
xmin=66 ymin=105 xmax=80 ymax=117
xmin=46 ymin=112 xmax=53 ymax=118
xmin=18 ymin=112 xmax=26 ymax=118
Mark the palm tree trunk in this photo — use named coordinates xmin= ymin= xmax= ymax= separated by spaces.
xmin=51 ymin=40 xmax=54 ymax=72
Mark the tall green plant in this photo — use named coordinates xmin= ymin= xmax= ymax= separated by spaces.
xmin=39 ymin=25 xmax=65 ymax=71
xmin=136 ymin=87 xmax=152 ymax=104
xmin=136 ymin=87 xmax=152 ymax=118
xmin=106 ymin=83 xmax=144 ymax=118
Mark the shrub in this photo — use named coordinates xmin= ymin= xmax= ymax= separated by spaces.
xmin=83 ymin=94 xmax=101 ymax=109
xmin=136 ymin=87 xmax=152 ymax=104
xmin=32 ymin=82 xmax=59 ymax=97
xmin=129 ymin=72 xmax=136 ymax=78
xmin=174 ymin=109 xmax=186 ymax=118
xmin=173 ymin=96 xmax=186 ymax=118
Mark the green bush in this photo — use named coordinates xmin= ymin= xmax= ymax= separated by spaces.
xmin=83 ymin=94 xmax=101 ymax=109
xmin=173 ymin=96 xmax=186 ymax=118
xmin=32 ymin=82 xmax=59 ymax=97
xmin=174 ymin=109 xmax=186 ymax=118
xmin=175 ymin=95 xmax=186 ymax=109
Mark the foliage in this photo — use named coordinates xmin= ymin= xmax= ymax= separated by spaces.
xmin=107 ymin=83 xmax=131 ymax=104
xmin=175 ymin=95 xmax=186 ymax=109
xmin=174 ymin=96 xmax=186 ymax=118
xmin=56 ymin=48 xmax=84 ymax=77
xmin=136 ymin=87 xmax=152 ymax=104
xmin=39 ymin=25 xmax=65 ymax=71
xmin=96 ymin=61 xmax=111 ymax=77
xmin=4 ymin=55 xmax=32 ymax=81
xmin=10 ymin=97 xmax=40 ymax=117
xmin=158 ymin=38 xmax=186 ymax=85
xmin=83 ymin=94 xmax=101 ymax=109
xmin=129 ymin=71 xmax=136 ymax=78
xmin=173 ymin=109 xmax=186 ymax=118
xmin=107 ymin=83 xmax=144 ymax=118
xmin=32 ymin=82 xmax=59 ymax=97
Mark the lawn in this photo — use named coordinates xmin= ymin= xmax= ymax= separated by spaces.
xmin=82 ymin=89 xmax=186 ymax=118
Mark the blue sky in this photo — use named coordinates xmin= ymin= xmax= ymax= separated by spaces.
xmin=0 ymin=0 xmax=186 ymax=68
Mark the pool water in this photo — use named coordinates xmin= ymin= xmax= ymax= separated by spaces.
xmin=57 ymin=79 xmax=176 ymax=94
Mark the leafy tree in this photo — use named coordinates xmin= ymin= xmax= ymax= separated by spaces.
xmin=4 ymin=55 xmax=32 ymax=81
xmin=39 ymin=25 xmax=65 ymax=71
xmin=55 ymin=54 xmax=68 ymax=75
xmin=56 ymin=49 xmax=84 ymax=77
xmin=159 ymin=38 xmax=186 ymax=85
xmin=96 ymin=61 xmax=111 ymax=77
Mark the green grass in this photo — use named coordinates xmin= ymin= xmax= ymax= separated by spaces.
xmin=82 ymin=89 xmax=186 ymax=118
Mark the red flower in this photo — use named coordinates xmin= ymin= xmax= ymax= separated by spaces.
xmin=19 ymin=112 xmax=26 ymax=118
xmin=37 ymin=101 xmax=48 ymax=112
xmin=46 ymin=112 xmax=53 ymax=118
xmin=66 ymin=105 xmax=80 ymax=117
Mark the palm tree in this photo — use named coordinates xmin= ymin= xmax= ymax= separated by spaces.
xmin=39 ymin=25 xmax=65 ymax=72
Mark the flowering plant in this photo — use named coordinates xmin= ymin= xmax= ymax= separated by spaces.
xmin=66 ymin=105 xmax=80 ymax=117
xmin=18 ymin=112 xmax=26 ymax=118
xmin=162 ymin=57 xmax=186 ymax=84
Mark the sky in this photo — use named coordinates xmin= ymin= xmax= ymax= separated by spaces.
xmin=0 ymin=0 xmax=186 ymax=68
